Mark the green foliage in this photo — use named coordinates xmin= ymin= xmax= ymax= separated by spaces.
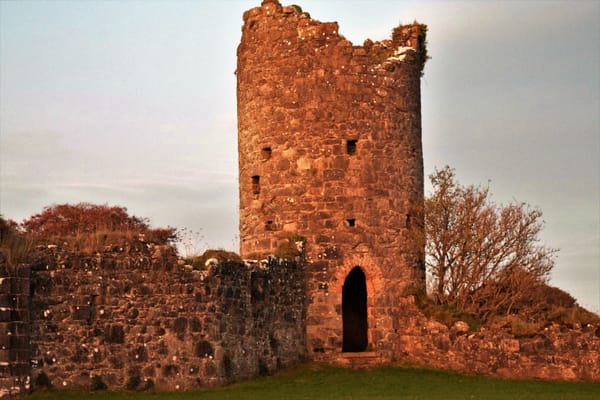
xmin=547 ymin=306 xmax=600 ymax=327
xmin=506 ymin=316 xmax=544 ymax=338
xmin=274 ymin=235 xmax=306 ymax=259
xmin=26 ymin=365 xmax=600 ymax=399
xmin=0 ymin=215 xmax=33 ymax=264
xmin=185 ymin=249 xmax=242 ymax=270
xmin=413 ymin=22 xmax=429 ymax=64
xmin=390 ymin=22 xmax=428 ymax=70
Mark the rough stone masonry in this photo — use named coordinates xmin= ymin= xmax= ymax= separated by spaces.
xmin=237 ymin=0 xmax=427 ymax=360
xmin=2 ymin=1 xmax=599 ymax=398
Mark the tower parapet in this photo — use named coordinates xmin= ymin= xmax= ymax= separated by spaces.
xmin=237 ymin=0 xmax=426 ymax=359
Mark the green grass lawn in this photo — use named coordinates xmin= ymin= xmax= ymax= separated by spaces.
xmin=27 ymin=365 xmax=600 ymax=400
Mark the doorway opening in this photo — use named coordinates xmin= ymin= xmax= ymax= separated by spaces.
xmin=342 ymin=266 xmax=368 ymax=352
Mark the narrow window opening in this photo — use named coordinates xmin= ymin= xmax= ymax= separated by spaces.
xmin=265 ymin=220 xmax=273 ymax=230
xmin=252 ymin=175 xmax=260 ymax=198
xmin=346 ymin=139 xmax=357 ymax=155
xmin=346 ymin=218 xmax=356 ymax=227
xmin=261 ymin=147 xmax=272 ymax=160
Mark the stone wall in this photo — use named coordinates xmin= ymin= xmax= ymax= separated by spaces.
xmin=0 ymin=254 xmax=31 ymax=398
xmin=2 ymin=244 xmax=599 ymax=399
xmin=0 ymin=242 xmax=306 ymax=396
xmin=390 ymin=297 xmax=600 ymax=381
xmin=237 ymin=0 xmax=427 ymax=361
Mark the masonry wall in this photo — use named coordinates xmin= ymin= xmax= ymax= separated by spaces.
xmin=0 ymin=243 xmax=306 ymax=397
xmin=392 ymin=297 xmax=600 ymax=381
xmin=237 ymin=0 xmax=427 ymax=359
xmin=0 ymin=253 xmax=31 ymax=398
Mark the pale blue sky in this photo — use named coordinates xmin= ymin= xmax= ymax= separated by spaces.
xmin=1 ymin=0 xmax=598 ymax=312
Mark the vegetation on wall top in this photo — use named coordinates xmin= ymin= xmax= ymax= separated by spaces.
xmin=1 ymin=203 xmax=177 ymax=259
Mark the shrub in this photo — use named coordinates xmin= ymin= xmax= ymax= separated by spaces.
xmin=185 ymin=249 xmax=242 ymax=270
xmin=0 ymin=216 xmax=32 ymax=264
xmin=507 ymin=316 xmax=544 ymax=337
xmin=274 ymin=235 xmax=306 ymax=259
xmin=403 ymin=286 xmax=481 ymax=331
xmin=20 ymin=203 xmax=177 ymax=250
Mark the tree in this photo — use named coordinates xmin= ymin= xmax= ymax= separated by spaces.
xmin=424 ymin=166 xmax=557 ymax=320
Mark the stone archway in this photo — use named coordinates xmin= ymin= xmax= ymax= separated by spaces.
xmin=342 ymin=266 xmax=368 ymax=352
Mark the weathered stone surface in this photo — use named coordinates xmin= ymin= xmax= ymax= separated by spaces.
xmin=390 ymin=297 xmax=600 ymax=381
xmin=237 ymin=0 xmax=427 ymax=361
xmin=0 ymin=242 xmax=306 ymax=396
xmin=2 ymin=3 xmax=600 ymax=398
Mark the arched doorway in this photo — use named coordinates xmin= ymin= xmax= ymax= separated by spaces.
xmin=342 ymin=267 xmax=368 ymax=352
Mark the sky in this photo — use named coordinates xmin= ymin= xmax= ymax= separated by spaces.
xmin=0 ymin=0 xmax=598 ymax=313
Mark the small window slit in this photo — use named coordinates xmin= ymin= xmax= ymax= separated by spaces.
xmin=346 ymin=140 xmax=357 ymax=155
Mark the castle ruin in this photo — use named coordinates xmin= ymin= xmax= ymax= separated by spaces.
xmin=237 ymin=0 xmax=427 ymax=360
xmin=2 ymin=2 xmax=599 ymax=397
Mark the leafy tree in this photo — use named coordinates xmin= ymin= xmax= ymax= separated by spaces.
xmin=424 ymin=166 xmax=557 ymax=321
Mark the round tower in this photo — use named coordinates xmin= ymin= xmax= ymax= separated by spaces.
xmin=237 ymin=0 xmax=427 ymax=360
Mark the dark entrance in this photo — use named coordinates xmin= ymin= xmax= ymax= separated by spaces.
xmin=342 ymin=267 xmax=368 ymax=352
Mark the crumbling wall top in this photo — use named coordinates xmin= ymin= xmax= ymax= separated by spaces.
xmin=241 ymin=1 xmax=427 ymax=72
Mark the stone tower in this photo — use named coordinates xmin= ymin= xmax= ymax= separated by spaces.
xmin=237 ymin=0 xmax=427 ymax=360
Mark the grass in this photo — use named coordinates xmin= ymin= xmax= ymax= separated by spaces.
xmin=26 ymin=364 xmax=600 ymax=400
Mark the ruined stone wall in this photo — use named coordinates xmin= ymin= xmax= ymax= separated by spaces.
xmin=389 ymin=297 xmax=600 ymax=381
xmin=0 ymin=254 xmax=31 ymax=398
xmin=0 ymin=243 xmax=305 ymax=396
xmin=237 ymin=0 xmax=426 ymax=359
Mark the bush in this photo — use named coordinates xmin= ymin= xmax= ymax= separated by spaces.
xmin=274 ymin=235 xmax=306 ymax=259
xmin=185 ymin=249 xmax=242 ymax=270
xmin=0 ymin=216 xmax=32 ymax=264
xmin=507 ymin=316 xmax=543 ymax=337
xmin=405 ymin=286 xmax=481 ymax=331
xmin=20 ymin=203 xmax=177 ymax=249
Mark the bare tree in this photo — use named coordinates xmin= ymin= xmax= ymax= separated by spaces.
xmin=425 ymin=166 xmax=557 ymax=320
